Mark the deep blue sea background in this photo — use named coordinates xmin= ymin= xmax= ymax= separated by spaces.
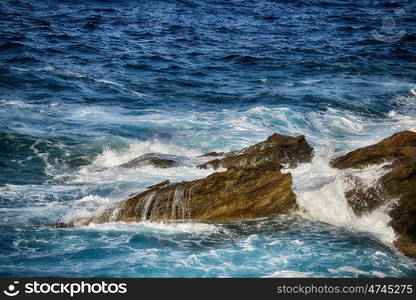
xmin=0 ymin=0 xmax=416 ymax=277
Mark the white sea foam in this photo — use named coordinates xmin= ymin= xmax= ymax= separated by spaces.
xmin=386 ymin=89 xmax=416 ymax=132
xmin=40 ymin=65 xmax=145 ymax=98
xmin=286 ymin=149 xmax=397 ymax=245
xmin=94 ymin=78 xmax=123 ymax=87
xmin=3 ymin=98 xmax=414 ymax=247
xmin=79 ymin=221 xmax=223 ymax=235
xmin=75 ymin=165 xmax=216 ymax=186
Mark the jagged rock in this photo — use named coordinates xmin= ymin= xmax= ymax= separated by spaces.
xmin=332 ymin=131 xmax=416 ymax=258
xmin=198 ymin=134 xmax=313 ymax=170
xmin=117 ymin=153 xmax=185 ymax=169
xmin=343 ymin=175 xmax=387 ymax=215
xmin=89 ymin=166 xmax=296 ymax=223
xmin=332 ymin=131 xmax=416 ymax=169
xmin=146 ymin=180 xmax=170 ymax=190
xmin=60 ymin=133 xmax=313 ymax=226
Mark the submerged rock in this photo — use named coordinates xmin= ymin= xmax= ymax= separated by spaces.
xmin=60 ymin=133 xmax=313 ymax=226
xmin=116 ymin=153 xmax=185 ymax=169
xmin=332 ymin=131 xmax=416 ymax=169
xmin=332 ymin=131 xmax=416 ymax=258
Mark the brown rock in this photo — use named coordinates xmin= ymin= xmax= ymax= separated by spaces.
xmin=198 ymin=133 xmax=313 ymax=170
xmin=93 ymin=165 xmax=296 ymax=223
xmin=332 ymin=131 xmax=416 ymax=258
xmin=332 ymin=131 xmax=416 ymax=169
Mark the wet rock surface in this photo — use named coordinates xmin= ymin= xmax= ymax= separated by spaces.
xmin=60 ymin=133 xmax=313 ymax=226
xmin=332 ymin=131 xmax=416 ymax=258
xmin=198 ymin=134 xmax=313 ymax=170
xmin=116 ymin=153 xmax=187 ymax=169
xmin=97 ymin=166 xmax=296 ymax=223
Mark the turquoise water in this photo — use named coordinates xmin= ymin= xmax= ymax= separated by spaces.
xmin=0 ymin=0 xmax=415 ymax=277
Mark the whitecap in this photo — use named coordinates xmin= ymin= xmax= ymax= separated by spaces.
xmin=328 ymin=266 xmax=387 ymax=278
xmin=285 ymin=148 xmax=396 ymax=245
xmin=263 ymin=270 xmax=316 ymax=278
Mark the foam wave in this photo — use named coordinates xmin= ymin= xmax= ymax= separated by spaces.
xmin=11 ymin=65 xmax=145 ymax=98
xmin=68 ymin=139 xmax=216 ymax=187
xmin=91 ymin=140 xmax=202 ymax=169
xmin=0 ymin=193 xmax=120 ymax=226
xmin=3 ymin=96 xmax=415 ymax=157
xmin=286 ymin=149 xmax=396 ymax=245
xmin=386 ymin=90 xmax=416 ymax=132
xmin=74 ymin=164 xmax=217 ymax=186
xmin=387 ymin=110 xmax=416 ymax=132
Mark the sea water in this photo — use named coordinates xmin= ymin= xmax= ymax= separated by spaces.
xmin=0 ymin=0 xmax=416 ymax=277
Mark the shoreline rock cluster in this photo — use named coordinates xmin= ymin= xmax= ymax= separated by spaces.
xmin=59 ymin=134 xmax=313 ymax=225
xmin=58 ymin=131 xmax=416 ymax=258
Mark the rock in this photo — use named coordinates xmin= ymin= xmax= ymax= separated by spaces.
xmin=117 ymin=153 xmax=185 ymax=169
xmin=332 ymin=131 xmax=416 ymax=258
xmin=342 ymin=175 xmax=386 ymax=215
xmin=198 ymin=134 xmax=313 ymax=170
xmin=198 ymin=151 xmax=225 ymax=157
xmin=61 ymin=133 xmax=313 ymax=226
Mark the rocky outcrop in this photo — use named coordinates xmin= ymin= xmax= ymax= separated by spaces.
xmin=332 ymin=131 xmax=416 ymax=258
xmin=59 ymin=133 xmax=313 ymax=226
xmin=117 ymin=153 xmax=186 ymax=169
xmin=198 ymin=134 xmax=313 ymax=170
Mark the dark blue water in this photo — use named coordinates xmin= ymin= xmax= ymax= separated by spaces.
xmin=0 ymin=0 xmax=415 ymax=277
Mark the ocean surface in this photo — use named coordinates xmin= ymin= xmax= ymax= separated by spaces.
xmin=1 ymin=0 xmax=416 ymax=277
